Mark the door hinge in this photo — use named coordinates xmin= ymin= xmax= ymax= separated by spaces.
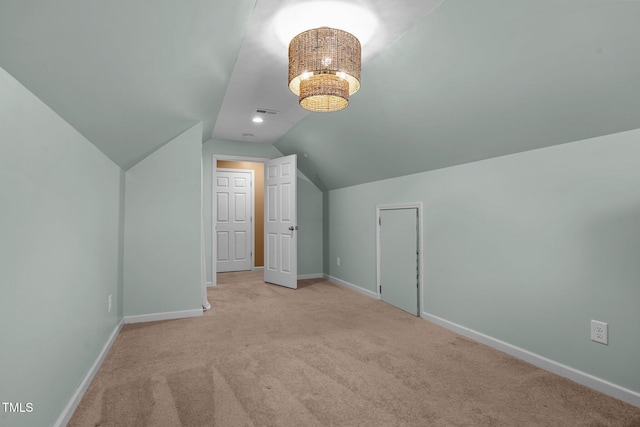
xmin=379 ymin=217 xmax=381 ymax=226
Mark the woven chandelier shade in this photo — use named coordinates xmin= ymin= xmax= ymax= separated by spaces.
xmin=288 ymin=27 xmax=361 ymax=112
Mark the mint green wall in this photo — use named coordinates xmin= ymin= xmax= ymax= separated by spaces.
xmin=202 ymin=139 xmax=323 ymax=281
xmin=297 ymin=173 xmax=323 ymax=276
xmin=118 ymin=169 xmax=126 ymax=318
xmin=326 ymin=129 xmax=640 ymax=395
xmin=123 ymin=123 xmax=202 ymax=316
xmin=0 ymin=66 xmax=122 ymax=427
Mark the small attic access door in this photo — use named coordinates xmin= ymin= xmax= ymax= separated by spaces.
xmin=376 ymin=203 xmax=424 ymax=316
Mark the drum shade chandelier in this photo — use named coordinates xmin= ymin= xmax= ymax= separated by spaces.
xmin=288 ymin=27 xmax=361 ymax=112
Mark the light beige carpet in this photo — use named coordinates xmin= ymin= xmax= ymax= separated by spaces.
xmin=69 ymin=271 xmax=640 ymax=426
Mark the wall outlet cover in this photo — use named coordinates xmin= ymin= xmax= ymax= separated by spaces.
xmin=590 ymin=320 xmax=608 ymax=345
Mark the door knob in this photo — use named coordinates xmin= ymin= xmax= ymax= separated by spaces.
xmin=288 ymin=226 xmax=299 ymax=231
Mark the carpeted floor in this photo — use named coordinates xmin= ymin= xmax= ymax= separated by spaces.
xmin=69 ymin=271 xmax=640 ymax=426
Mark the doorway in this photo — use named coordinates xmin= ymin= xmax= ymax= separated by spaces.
xmin=376 ymin=203 xmax=423 ymax=316
xmin=211 ymin=155 xmax=298 ymax=289
xmin=216 ymin=160 xmax=265 ymax=269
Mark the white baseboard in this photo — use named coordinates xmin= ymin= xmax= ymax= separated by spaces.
xmin=298 ymin=273 xmax=323 ymax=280
xmin=252 ymin=266 xmax=264 ymax=271
xmin=124 ymin=308 xmax=203 ymax=324
xmin=54 ymin=319 xmax=124 ymax=427
xmin=324 ymin=274 xmax=378 ymax=299
xmin=206 ymin=281 xmax=215 ymax=287
xmin=421 ymin=312 xmax=640 ymax=408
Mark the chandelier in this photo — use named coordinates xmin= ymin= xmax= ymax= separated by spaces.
xmin=288 ymin=27 xmax=361 ymax=112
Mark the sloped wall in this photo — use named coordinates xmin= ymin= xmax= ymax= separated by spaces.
xmin=0 ymin=66 xmax=122 ymax=427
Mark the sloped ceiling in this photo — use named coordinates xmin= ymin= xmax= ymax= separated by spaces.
xmin=275 ymin=0 xmax=640 ymax=190
xmin=0 ymin=0 xmax=256 ymax=169
xmin=2 ymin=1 xmax=640 ymax=189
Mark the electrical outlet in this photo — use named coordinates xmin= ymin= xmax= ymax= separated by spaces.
xmin=591 ymin=320 xmax=608 ymax=345
xmin=108 ymin=294 xmax=113 ymax=313
xmin=336 ymin=257 xmax=341 ymax=266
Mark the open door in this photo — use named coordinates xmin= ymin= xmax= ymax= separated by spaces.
xmin=264 ymin=155 xmax=297 ymax=288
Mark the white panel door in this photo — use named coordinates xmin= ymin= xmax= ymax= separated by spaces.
xmin=215 ymin=169 xmax=253 ymax=272
xmin=264 ymin=155 xmax=297 ymax=289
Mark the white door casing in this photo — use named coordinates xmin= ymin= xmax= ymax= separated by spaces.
xmin=264 ymin=155 xmax=297 ymax=289
xmin=215 ymin=169 xmax=253 ymax=273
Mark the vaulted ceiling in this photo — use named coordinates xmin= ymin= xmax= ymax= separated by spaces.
xmin=2 ymin=0 xmax=640 ymax=190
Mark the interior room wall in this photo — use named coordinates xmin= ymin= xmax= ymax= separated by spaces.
xmin=203 ymin=139 xmax=324 ymax=282
xmin=0 ymin=66 xmax=122 ymax=427
xmin=325 ymin=129 xmax=640 ymax=398
xmin=216 ymin=160 xmax=265 ymax=267
xmin=123 ymin=123 xmax=203 ymax=317
xmin=297 ymin=173 xmax=323 ymax=276
xmin=118 ymin=169 xmax=126 ymax=318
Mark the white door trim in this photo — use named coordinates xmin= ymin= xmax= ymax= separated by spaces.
xmin=376 ymin=202 xmax=424 ymax=313
xmin=211 ymin=155 xmax=270 ymax=285
xmin=215 ymin=168 xmax=254 ymax=272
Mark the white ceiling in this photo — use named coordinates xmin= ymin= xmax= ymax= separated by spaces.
xmin=2 ymin=0 xmax=640 ymax=190
xmin=211 ymin=0 xmax=443 ymax=144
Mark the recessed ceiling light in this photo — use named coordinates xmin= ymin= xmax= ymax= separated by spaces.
xmin=272 ymin=2 xmax=378 ymax=47
xmin=252 ymin=117 xmax=264 ymax=123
